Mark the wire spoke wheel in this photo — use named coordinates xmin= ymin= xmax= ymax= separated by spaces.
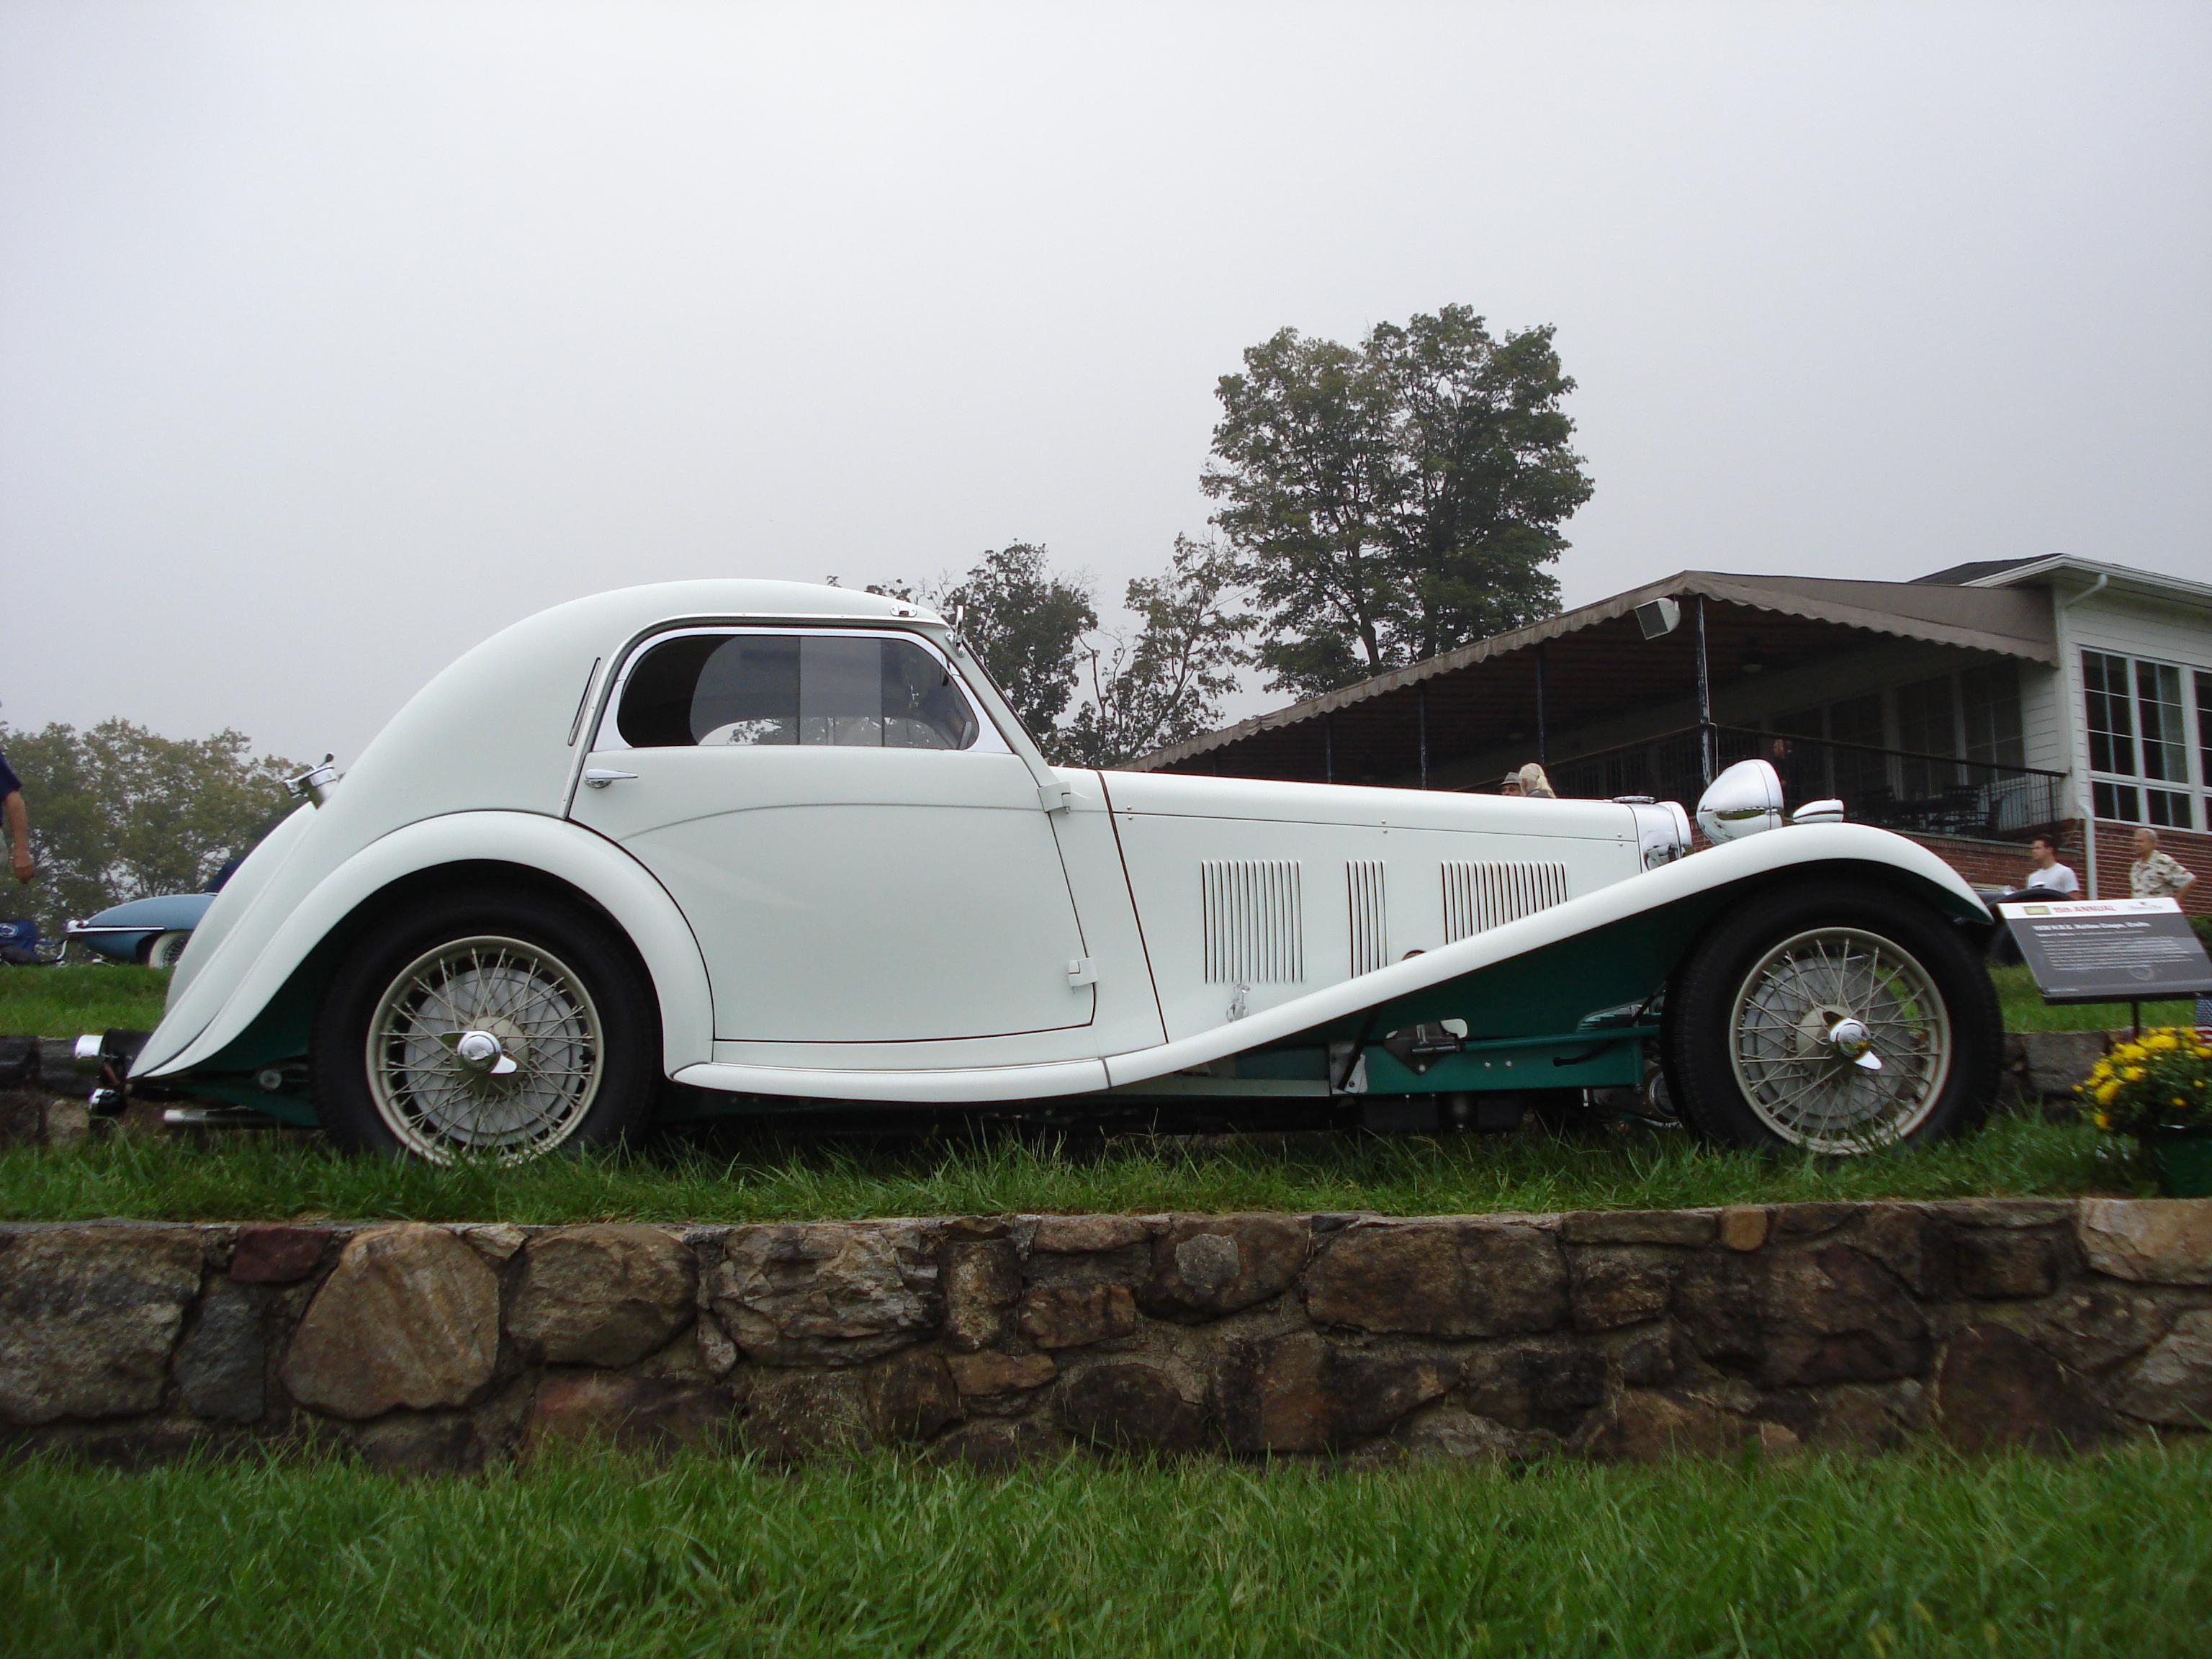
xmin=365 ymin=934 xmax=605 ymax=1163
xmin=1725 ymin=925 xmax=1952 ymax=1153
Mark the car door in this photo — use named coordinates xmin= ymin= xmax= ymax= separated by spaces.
xmin=568 ymin=626 xmax=1096 ymax=1048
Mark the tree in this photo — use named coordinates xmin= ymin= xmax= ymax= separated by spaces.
xmin=1205 ymin=305 xmax=1592 ymax=700
xmin=0 ymin=719 xmax=301 ymax=940
xmin=878 ymin=544 xmax=1099 ymax=742
xmin=1062 ymin=536 xmax=1252 ymax=767
xmin=855 ymin=539 xmax=1248 ymax=765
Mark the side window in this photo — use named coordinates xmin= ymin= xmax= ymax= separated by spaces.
xmin=613 ymin=633 xmax=982 ymax=751
xmin=880 ymin=638 xmax=980 ymax=750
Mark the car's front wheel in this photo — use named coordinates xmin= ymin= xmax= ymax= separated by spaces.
xmin=1661 ymin=881 xmax=2000 ymax=1154
xmin=312 ymin=891 xmax=660 ymax=1162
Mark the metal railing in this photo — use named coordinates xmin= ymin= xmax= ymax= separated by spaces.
xmin=1543 ymin=725 xmax=2069 ymax=841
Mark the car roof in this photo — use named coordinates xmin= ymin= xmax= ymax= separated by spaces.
xmin=532 ymin=579 xmax=942 ymax=634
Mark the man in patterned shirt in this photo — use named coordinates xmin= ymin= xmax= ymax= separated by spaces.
xmin=2130 ymin=827 xmax=2198 ymax=902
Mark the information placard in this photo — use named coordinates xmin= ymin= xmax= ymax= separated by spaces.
xmin=1997 ymin=896 xmax=2212 ymax=1004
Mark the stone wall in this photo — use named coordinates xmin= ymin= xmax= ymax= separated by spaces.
xmin=5 ymin=1200 xmax=2210 ymax=1471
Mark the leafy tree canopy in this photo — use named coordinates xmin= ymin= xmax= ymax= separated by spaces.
xmin=855 ymin=539 xmax=1247 ymax=768
xmin=1061 ymin=536 xmax=1251 ymax=768
xmin=926 ymin=544 xmax=1099 ymax=740
xmin=1205 ymin=304 xmax=1591 ymax=701
xmin=0 ymin=720 xmax=300 ymax=939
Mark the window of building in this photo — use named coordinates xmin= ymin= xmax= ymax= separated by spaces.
xmin=1827 ymin=692 xmax=1887 ymax=804
xmin=2200 ymin=672 xmax=2212 ymax=819
xmin=1894 ymin=675 xmax=1959 ymax=799
xmin=2083 ymin=649 xmax=2198 ymax=828
xmin=613 ymin=631 xmax=987 ymax=752
xmin=1959 ymin=662 xmax=2026 ymax=768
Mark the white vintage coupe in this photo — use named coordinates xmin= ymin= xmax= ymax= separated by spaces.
xmin=119 ymin=580 xmax=2001 ymax=1162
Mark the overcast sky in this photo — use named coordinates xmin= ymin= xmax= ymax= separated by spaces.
xmin=4 ymin=1 xmax=2207 ymax=763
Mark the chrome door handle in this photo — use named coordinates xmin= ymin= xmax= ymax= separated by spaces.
xmin=583 ymin=768 xmax=638 ymax=789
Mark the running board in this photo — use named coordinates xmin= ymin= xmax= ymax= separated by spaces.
xmin=672 ymin=1058 xmax=1112 ymax=1105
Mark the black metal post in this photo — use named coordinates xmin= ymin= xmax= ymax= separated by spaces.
xmin=1418 ymin=685 xmax=1430 ymax=789
xmin=1534 ymin=644 xmax=1548 ymax=766
xmin=1324 ymin=714 xmax=1334 ymax=785
xmin=1694 ymin=596 xmax=1714 ymax=787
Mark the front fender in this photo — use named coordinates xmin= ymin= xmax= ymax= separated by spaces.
xmin=1102 ymin=822 xmax=1990 ymax=1087
xmin=135 ymin=811 xmax=712 ymax=1079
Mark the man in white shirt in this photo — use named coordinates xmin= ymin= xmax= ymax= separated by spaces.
xmin=1987 ymin=834 xmax=2081 ymax=964
xmin=2018 ymin=834 xmax=2079 ymax=899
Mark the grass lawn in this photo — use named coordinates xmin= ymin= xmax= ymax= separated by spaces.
xmin=6 ymin=1444 xmax=2209 ymax=1658
xmin=0 ymin=964 xmax=171 ymax=1036
xmin=0 ymin=1112 xmax=2144 ymax=1223
xmin=1987 ymin=963 xmax=2198 ymax=1033
xmin=0 ymin=961 xmax=2175 ymax=1225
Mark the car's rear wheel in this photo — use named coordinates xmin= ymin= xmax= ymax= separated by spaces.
xmin=1662 ymin=881 xmax=1999 ymax=1154
xmin=312 ymin=890 xmax=660 ymax=1162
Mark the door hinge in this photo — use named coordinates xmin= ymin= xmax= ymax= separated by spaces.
xmin=1038 ymin=778 xmax=1073 ymax=813
xmin=1066 ymin=958 xmax=1097 ymax=988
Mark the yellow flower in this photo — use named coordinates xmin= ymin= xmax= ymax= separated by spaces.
xmin=2098 ymin=1080 xmax=2121 ymax=1105
xmin=2094 ymin=1112 xmax=2112 ymax=1130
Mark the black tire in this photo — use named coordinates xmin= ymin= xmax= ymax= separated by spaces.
xmin=1661 ymin=879 xmax=2000 ymax=1154
xmin=312 ymin=887 xmax=660 ymax=1161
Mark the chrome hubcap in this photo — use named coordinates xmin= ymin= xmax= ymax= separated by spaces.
xmin=1727 ymin=926 xmax=1951 ymax=1152
xmin=1824 ymin=1017 xmax=1880 ymax=1068
xmin=365 ymin=935 xmax=603 ymax=1163
xmin=445 ymin=1028 xmax=519 ymax=1074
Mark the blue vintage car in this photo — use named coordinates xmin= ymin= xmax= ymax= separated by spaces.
xmin=66 ymin=890 xmax=217 ymax=966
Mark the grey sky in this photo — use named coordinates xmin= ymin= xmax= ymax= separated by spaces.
xmin=4 ymin=1 xmax=2207 ymax=764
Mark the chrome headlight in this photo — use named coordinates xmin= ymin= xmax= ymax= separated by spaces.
xmin=1696 ymin=759 xmax=1785 ymax=843
xmin=1630 ymin=801 xmax=1694 ymax=868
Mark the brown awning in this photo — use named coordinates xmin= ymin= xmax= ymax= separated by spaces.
xmin=1130 ymin=569 xmax=2056 ymax=781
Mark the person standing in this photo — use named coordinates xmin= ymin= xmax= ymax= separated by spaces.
xmin=0 ymin=739 xmax=30 ymax=886
xmin=2018 ymin=833 xmax=2078 ymax=899
xmin=2130 ymin=827 xmax=2198 ymax=902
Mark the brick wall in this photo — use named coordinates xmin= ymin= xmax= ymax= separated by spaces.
xmin=1909 ymin=820 xmax=2212 ymax=915
xmin=2090 ymin=819 xmax=2212 ymax=913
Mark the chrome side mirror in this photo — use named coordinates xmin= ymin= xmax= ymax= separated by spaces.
xmin=1791 ymin=798 xmax=1846 ymax=825
xmin=1695 ymin=759 xmax=1784 ymax=843
xmin=286 ymin=754 xmax=342 ymax=809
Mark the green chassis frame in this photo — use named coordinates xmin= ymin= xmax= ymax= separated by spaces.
xmin=171 ymin=896 xmax=1729 ymax=1127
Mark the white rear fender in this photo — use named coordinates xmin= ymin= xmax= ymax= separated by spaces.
xmin=135 ymin=812 xmax=714 ymax=1079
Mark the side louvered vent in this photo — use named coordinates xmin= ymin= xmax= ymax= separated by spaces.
xmin=1441 ymin=860 xmax=1570 ymax=943
xmin=1201 ymin=860 xmax=1305 ymax=984
xmin=1346 ymin=860 xmax=1389 ymax=976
